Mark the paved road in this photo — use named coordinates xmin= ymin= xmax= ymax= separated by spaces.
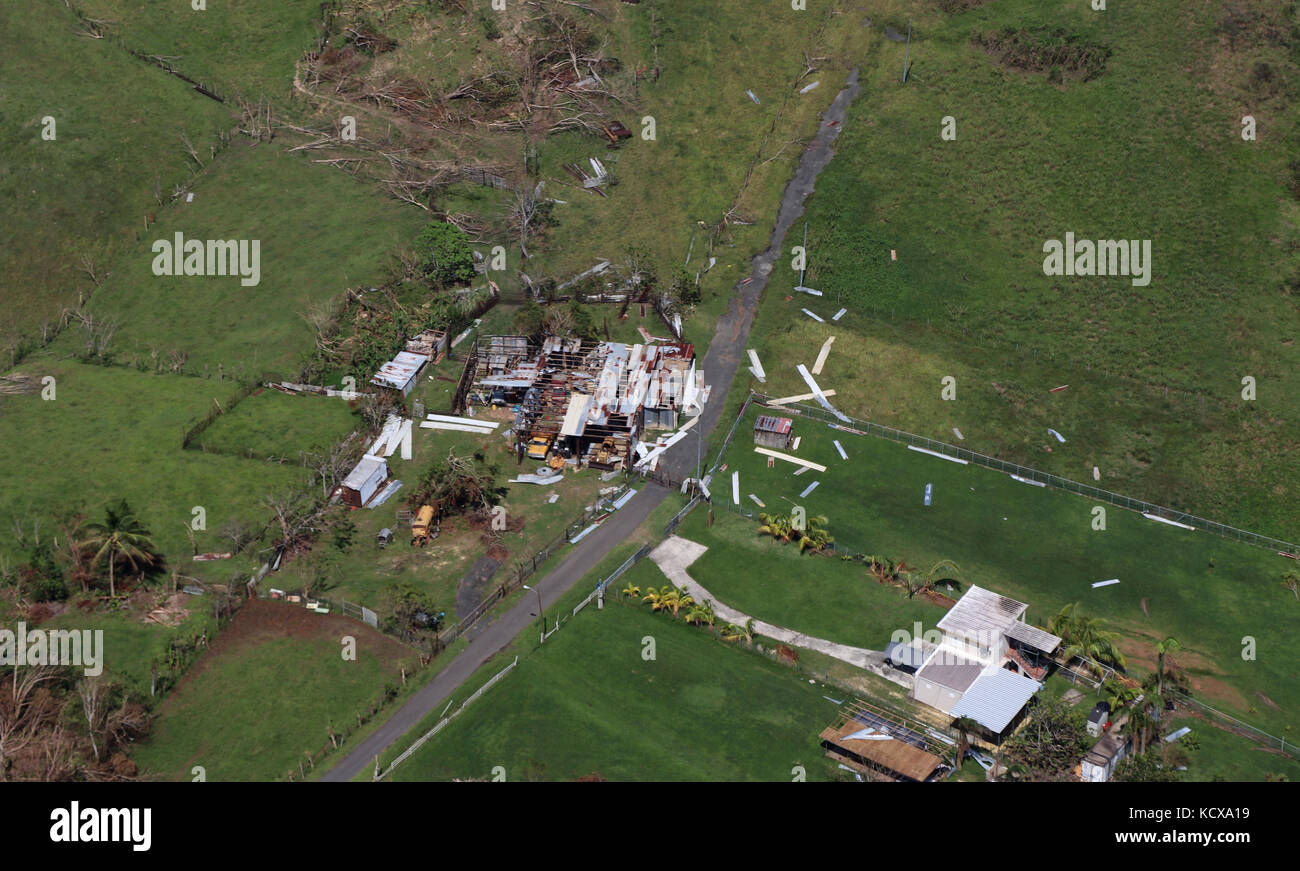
xmin=323 ymin=68 xmax=863 ymax=782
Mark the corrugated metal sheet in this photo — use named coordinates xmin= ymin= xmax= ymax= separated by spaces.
xmin=937 ymin=584 xmax=1027 ymax=637
xmin=949 ymin=669 xmax=1042 ymax=734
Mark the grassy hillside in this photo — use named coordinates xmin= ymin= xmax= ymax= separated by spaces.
xmin=745 ymin=0 xmax=1300 ymax=537
xmin=0 ymin=0 xmax=230 ymax=353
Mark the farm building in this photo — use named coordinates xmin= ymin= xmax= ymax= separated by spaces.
xmin=340 ymin=456 xmax=388 ymax=508
xmin=405 ymin=329 xmax=448 ymax=363
xmin=820 ymin=700 xmax=949 ymax=782
xmin=457 ymin=335 xmax=703 ymax=468
xmin=752 ymin=415 xmax=794 ymax=449
xmin=1080 ymin=729 xmax=1130 ymax=782
xmin=911 ymin=585 xmax=1061 ymax=742
xmin=370 ymin=351 xmax=427 ymax=397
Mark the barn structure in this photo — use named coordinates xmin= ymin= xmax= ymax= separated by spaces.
xmin=340 ymin=456 xmax=388 ymax=507
xmin=819 ymin=700 xmax=949 ymax=782
xmin=370 ymin=350 xmax=427 ymax=397
xmin=752 ymin=415 xmax=794 ymax=450
xmin=456 ymin=335 xmax=702 ymax=468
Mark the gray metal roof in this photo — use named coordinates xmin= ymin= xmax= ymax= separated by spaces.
xmin=949 ymin=668 xmax=1042 ymax=734
xmin=1005 ymin=620 xmax=1062 ymax=653
xmin=916 ymin=657 xmax=984 ymax=693
xmin=937 ymin=584 xmax=1027 ymax=636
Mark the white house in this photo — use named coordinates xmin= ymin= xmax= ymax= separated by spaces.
xmin=911 ymin=585 xmax=1062 ymax=739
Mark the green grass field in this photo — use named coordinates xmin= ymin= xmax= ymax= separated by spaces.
xmin=130 ymin=601 xmax=419 ymax=781
xmin=0 ymin=359 xmax=309 ymax=565
xmin=744 ymin=0 xmax=1300 ymax=537
xmin=715 ymin=399 xmax=1300 ymax=736
xmin=75 ymin=0 xmax=322 ymax=99
xmin=57 ymin=142 xmax=427 ymax=378
xmin=637 ymin=508 xmax=948 ymax=650
xmin=192 ymin=388 xmax=360 ymax=458
xmin=384 ymin=597 xmax=845 ymax=782
xmin=0 ymin=0 xmax=230 ymax=352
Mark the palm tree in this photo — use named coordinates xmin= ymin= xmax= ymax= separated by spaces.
xmin=757 ymin=513 xmax=792 ymax=542
xmin=1051 ymin=602 xmax=1126 ymax=673
xmin=685 ymin=602 xmax=715 ymax=627
xmin=917 ymin=560 xmax=963 ymax=598
xmin=1123 ymin=700 xmax=1157 ymax=755
xmin=621 ymin=583 xmax=641 ymax=600
xmin=667 ymin=588 xmax=694 ymax=617
xmin=1104 ymin=677 xmax=1141 ymax=713
xmin=643 ymin=587 xmax=667 ymax=612
xmin=797 ymin=514 xmax=833 ymax=553
xmin=83 ymin=499 xmax=160 ymax=598
xmin=1155 ymin=637 xmax=1180 ymax=695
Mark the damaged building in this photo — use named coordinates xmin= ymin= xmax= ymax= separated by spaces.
xmin=457 ymin=335 xmax=706 ymax=470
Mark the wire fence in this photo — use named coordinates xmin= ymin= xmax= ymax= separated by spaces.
xmin=376 ymin=656 xmax=519 ymax=781
xmin=735 ymin=391 xmax=1300 ymax=556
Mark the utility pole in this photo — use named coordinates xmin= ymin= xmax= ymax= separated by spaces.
xmin=902 ymin=21 xmax=912 ymax=84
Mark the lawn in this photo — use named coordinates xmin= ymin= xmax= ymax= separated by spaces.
xmin=0 ymin=359 xmax=310 ymax=565
xmin=0 ymin=0 xmax=230 ymax=353
xmin=635 ymin=508 xmax=948 ymax=651
xmin=747 ymin=0 xmax=1300 ymax=537
xmin=714 ymin=399 xmax=1300 ymax=736
xmin=383 ymin=596 xmax=845 ymax=782
xmin=74 ymin=0 xmax=323 ymax=100
xmin=55 ymin=142 xmax=428 ymax=379
xmin=130 ymin=599 xmax=420 ymax=781
xmin=192 ymin=388 xmax=361 ymax=459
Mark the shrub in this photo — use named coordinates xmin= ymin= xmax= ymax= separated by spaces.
xmin=415 ymin=222 xmax=476 ymax=288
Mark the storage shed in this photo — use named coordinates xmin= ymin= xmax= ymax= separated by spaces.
xmin=370 ymin=351 xmax=427 ymax=396
xmin=753 ymin=415 xmax=794 ymax=449
xmin=341 ymin=456 xmax=388 ymax=507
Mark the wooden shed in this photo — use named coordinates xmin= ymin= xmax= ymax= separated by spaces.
xmin=753 ymin=415 xmax=794 ymax=450
xmin=341 ymin=456 xmax=388 ymax=508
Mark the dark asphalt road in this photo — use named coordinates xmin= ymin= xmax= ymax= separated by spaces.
xmin=323 ymin=68 xmax=862 ymax=782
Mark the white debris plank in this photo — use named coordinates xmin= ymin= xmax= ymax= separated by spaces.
xmin=811 ymin=336 xmax=835 ymax=376
xmin=794 ymin=285 xmax=823 ymax=296
xmin=795 ymin=364 xmax=849 ymax=422
xmin=833 ymin=440 xmax=848 ymax=460
xmin=1091 ymin=579 xmax=1121 ymax=588
xmin=732 ymin=471 xmax=740 ymax=505
xmin=1009 ymin=473 xmax=1047 ymax=487
xmin=426 ymin=413 xmax=498 ymax=429
xmin=747 ymin=349 xmax=766 ymax=381
xmin=748 ymin=493 xmax=766 ymax=508
xmin=767 ymin=389 xmax=837 ymax=406
xmin=907 ymin=444 xmax=969 ymax=465
xmin=754 ymin=446 xmax=827 ymax=472
xmin=799 ymin=480 xmax=820 ymax=498
xmin=832 ymin=308 xmax=847 ymax=321
xmin=420 ymin=421 xmax=499 ymax=434
xmin=1143 ymin=513 xmax=1196 ymax=531
xmin=801 ymin=308 xmax=824 ymax=323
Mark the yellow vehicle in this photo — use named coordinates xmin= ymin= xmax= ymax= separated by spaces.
xmin=411 ymin=505 xmax=437 ymax=547
xmin=526 ymin=434 xmax=553 ymax=460
xmin=595 ymin=436 xmax=615 ymax=465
